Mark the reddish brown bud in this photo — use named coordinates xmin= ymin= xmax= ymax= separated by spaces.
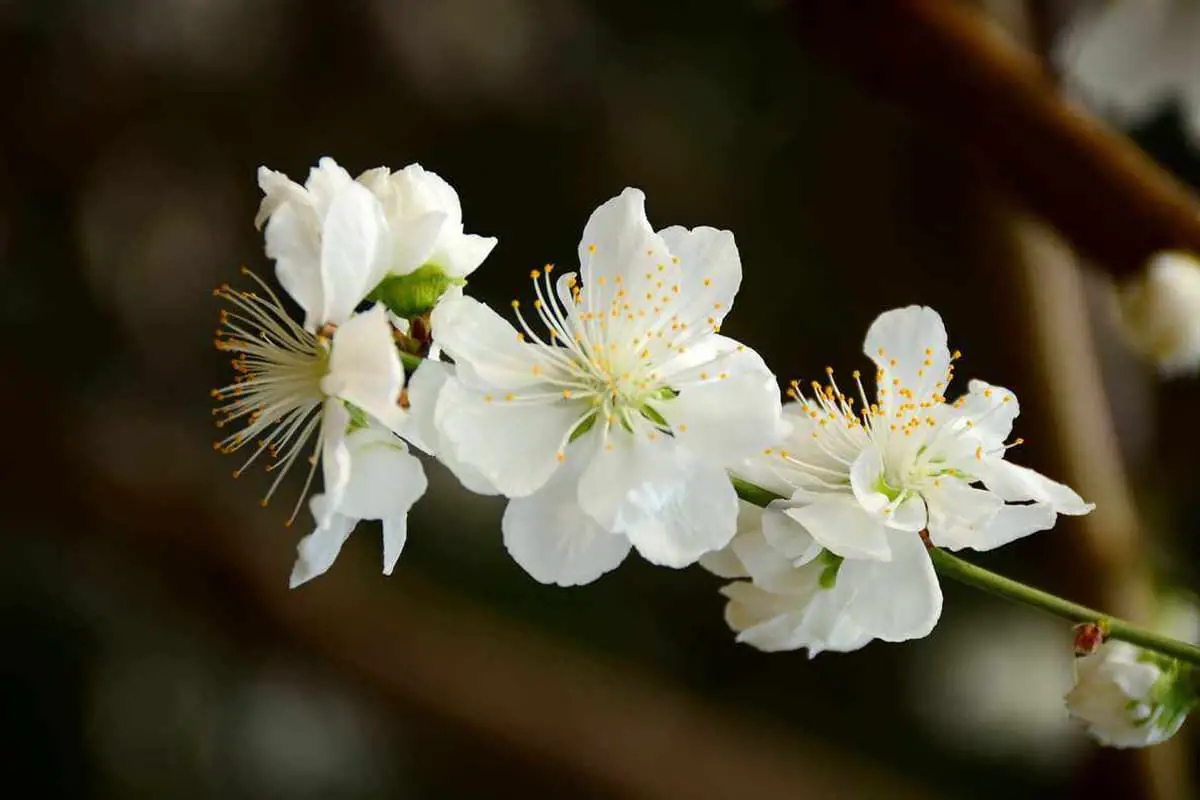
xmin=1073 ymin=622 xmax=1109 ymax=656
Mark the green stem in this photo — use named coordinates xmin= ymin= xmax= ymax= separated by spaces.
xmin=731 ymin=478 xmax=1200 ymax=667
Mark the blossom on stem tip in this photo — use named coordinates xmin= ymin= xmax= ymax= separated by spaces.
xmin=1066 ymin=595 xmax=1199 ymax=748
xmin=212 ymin=272 xmax=422 ymax=585
xmin=431 ymin=187 xmax=782 ymax=584
xmin=715 ymin=306 xmax=1093 ymax=651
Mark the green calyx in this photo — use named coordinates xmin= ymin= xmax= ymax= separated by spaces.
xmin=1139 ymin=660 xmax=1200 ymax=732
xmin=818 ymin=550 xmax=844 ymax=589
xmin=370 ymin=264 xmax=465 ymax=319
xmin=345 ymin=401 xmax=371 ymax=434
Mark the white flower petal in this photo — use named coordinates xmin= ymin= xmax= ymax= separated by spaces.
xmin=502 ymin=452 xmax=632 ymax=586
xmin=579 ymin=435 xmax=738 ymax=568
xmin=697 ymin=501 xmax=763 ymax=578
xmin=576 ymin=187 xmax=667 ymax=308
xmin=923 ymin=479 xmax=1005 ymax=550
xmin=290 ymin=500 xmax=356 ymax=588
xmin=435 ymin=376 xmax=582 ymax=497
xmin=888 ymin=493 xmax=929 ymax=532
xmin=320 ymin=398 xmax=352 ymax=525
xmin=386 ymin=210 xmax=448 ymax=277
xmin=761 ymin=500 xmax=823 ymax=565
xmin=381 ymin=515 xmax=408 ymax=576
xmin=656 ymin=225 xmax=741 ymax=330
xmin=698 ymin=542 xmax=751 ymax=579
xmin=973 ymin=503 xmax=1057 ymax=552
xmin=266 ymin=202 xmax=323 ymax=331
xmin=849 ymin=446 xmax=890 ymax=515
xmin=721 ymin=568 xmax=872 ymax=656
xmin=721 ymin=582 xmax=809 ymax=652
xmin=323 ymin=304 xmax=407 ymax=433
xmin=952 ymin=380 xmax=1020 ymax=448
xmin=844 ymin=532 xmax=942 ymax=642
xmin=430 ymin=294 xmax=565 ymax=389
xmin=336 ymin=428 xmax=427 ymax=522
xmin=432 ymin=233 xmax=498 ymax=279
xmin=256 ymin=166 xmax=310 ymax=230
xmin=305 ymin=157 xmax=355 ymax=215
xmin=977 ymin=459 xmax=1093 ymax=515
xmin=785 ymin=495 xmax=893 ymax=561
xmin=653 ymin=349 xmax=781 ymax=464
xmin=405 ymin=359 xmax=499 ymax=495
xmin=318 ymin=181 xmax=389 ymax=325
xmin=863 ymin=305 xmax=951 ymax=407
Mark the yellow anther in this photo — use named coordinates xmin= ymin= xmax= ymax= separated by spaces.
xmin=588 ymin=244 xmax=597 ymax=254
xmin=530 ymin=269 xmax=541 ymax=279
xmin=678 ymin=424 xmax=688 ymax=432
xmin=703 ymin=277 xmax=712 ymax=287
xmin=505 ymin=393 xmax=514 ymax=402
xmin=562 ymin=389 xmax=572 ymax=399
xmin=484 ymin=394 xmax=494 ymax=403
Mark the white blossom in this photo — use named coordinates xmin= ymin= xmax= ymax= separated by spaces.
xmin=430 ymin=188 xmax=781 ymax=585
xmin=256 ymin=158 xmax=391 ymax=332
xmin=1055 ymin=0 xmax=1200 ymax=143
xmin=1116 ymin=251 xmax=1200 ymax=375
xmin=717 ymin=306 xmax=1092 ymax=651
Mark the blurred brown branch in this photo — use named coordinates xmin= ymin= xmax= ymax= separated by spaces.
xmin=15 ymin=391 xmax=935 ymax=800
xmin=788 ymin=0 xmax=1200 ymax=279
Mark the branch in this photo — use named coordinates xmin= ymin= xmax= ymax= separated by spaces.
xmin=787 ymin=0 xmax=1200 ymax=279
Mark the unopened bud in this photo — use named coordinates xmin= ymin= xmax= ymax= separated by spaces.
xmin=1116 ymin=251 xmax=1200 ymax=375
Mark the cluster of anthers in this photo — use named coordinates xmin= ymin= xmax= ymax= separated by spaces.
xmin=211 ymin=269 xmax=330 ymax=523
xmin=492 ymin=243 xmax=739 ymax=455
xmin=766 ymin=345 xmax=1025 ymax=493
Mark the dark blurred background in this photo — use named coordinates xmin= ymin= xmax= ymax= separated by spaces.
xmin=2 ymin=0 xmax=1198 ymax=797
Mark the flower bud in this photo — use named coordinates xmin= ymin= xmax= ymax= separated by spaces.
xmin=1065 ymin=596 xmax=1199 ymax=748
xmin=369 ymin=264 xmax=465 ymax=319
xmin=1116 ymin=251 xmax=1200 ymax=375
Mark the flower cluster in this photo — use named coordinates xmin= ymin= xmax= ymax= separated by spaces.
xmin=710 ymin=306 xmax=1093 ymax=652
xmin=212 ymin=156 xmax=1196 ymax=751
